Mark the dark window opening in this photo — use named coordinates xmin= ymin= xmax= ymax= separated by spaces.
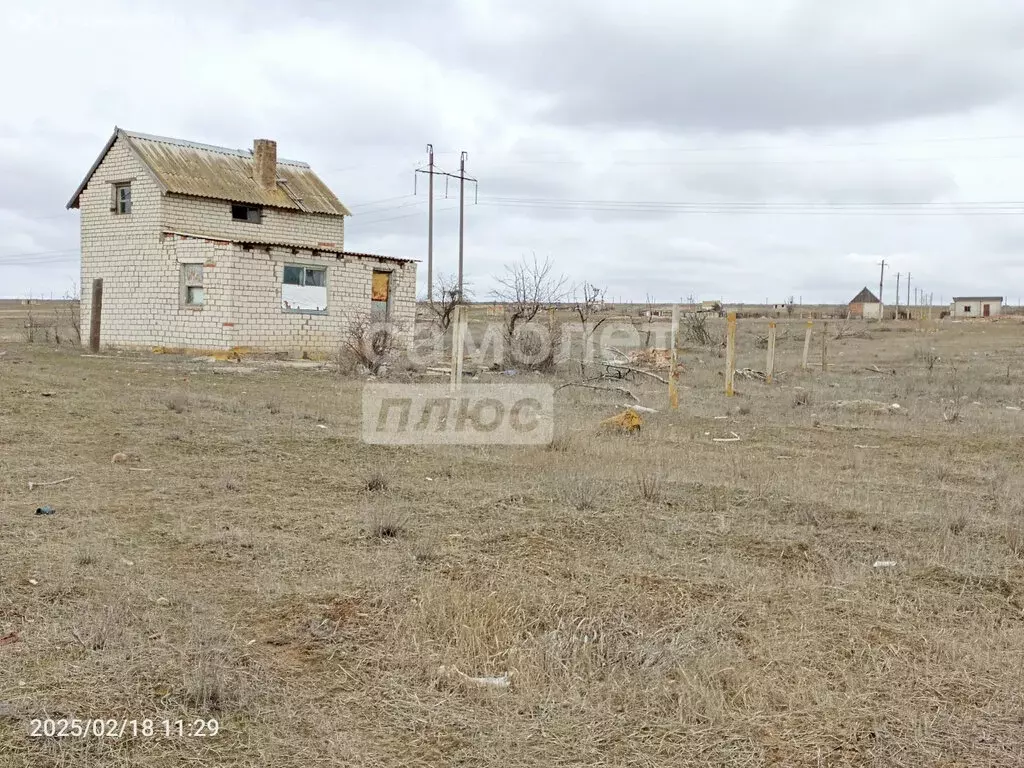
xmin=114 ymin=183 xmax=132 ymax=214
xmin=231 ymin=204 xmax=262 ymax=223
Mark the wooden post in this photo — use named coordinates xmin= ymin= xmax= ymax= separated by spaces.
xmin=449 ymin=304 xmax=465 ymax=393
xmin=669 ymin=304 xmax=679 ymax=409
xmin=547 ymin=307 xmax=555 ymax=330
xmin=89 ymin=278 xmax=103 ymax=353
xmin=725 ymin=312 xmax=737 ymax=396
xmin=821 ymin=321 xmax=828 ymax=371
xmin=801 ymin=320 xmax=812 ymax=370
xmin=766 ymin=320 xmax=776 ymax=384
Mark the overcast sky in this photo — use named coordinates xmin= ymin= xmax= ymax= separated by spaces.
xmin=3 ymin=0 xmax=1024 ymax=303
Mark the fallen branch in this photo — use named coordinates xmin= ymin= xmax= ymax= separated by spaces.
xmin=27 ymin=476 xmax=75 ymax=491
xmin=128 ymin=468 xmax=153 ymax=473
xmin=600 ymin=361 xmax=669 ymax=384
xmin=626 ymin=404 xmax=658 ymax=413
xmin=853 ymin=444 xmax=881 ymax=449
xmin=556 ymin=382 xmax=639 ymax=403
xmin=712 ymin=431 xmax=742 ymax=443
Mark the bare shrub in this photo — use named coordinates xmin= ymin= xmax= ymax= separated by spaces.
xmin=343 ymin=317 xmax=404 ymax=375
xmin=683 ymin=311 xmax=717 ymax=347
xmin=492 ymin=254 xmax=567 ymax=367
xmin=564 ymin=476 xmax=599 ymax=511
xmin=425 ymin=272 xmax=472 ymax=332
xmin=571 ymin=281 xmax=611 ymax=376
xmin=636 ymin=472 xmax=662 ymax=503
xmin=793 ymin=390 xmax=812 ymax=407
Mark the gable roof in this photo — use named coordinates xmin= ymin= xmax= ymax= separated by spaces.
xmin=849 ymin=287 xmax=880 ymax=304
xmin=67 ymin=128 xmax=351 ymax=217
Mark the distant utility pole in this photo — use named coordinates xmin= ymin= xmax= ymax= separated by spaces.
xmin=414 ymin=147 xmax=477 ymax=302
xmin=878 ymin=259 xmax=886 ymax=320
xmin=906 ymin=272 xmax=911 ymax=308
xmin=415 ymin=144 xmax=436 ymax=304
xmin=895 ymin=272 xmax=901 ymax=318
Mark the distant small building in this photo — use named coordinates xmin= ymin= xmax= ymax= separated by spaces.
xmin=951 ymin=296 xmax=1002 ymax=319
xmin=848 ymin=287 xmax=881 ymax=319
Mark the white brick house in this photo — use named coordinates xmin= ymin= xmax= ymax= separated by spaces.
xmin=67 ymin=128 xmax=417 ymax=355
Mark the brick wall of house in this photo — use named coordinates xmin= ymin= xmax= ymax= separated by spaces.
xmin=78 ymin=137 xmax=166 ymax=347
xmin=162 ymin=194 xmax=345 ymax=248
xmin=77 ymin=134 xmax=416 ymax=354
xmin=150 ymin=237 xmax=416 ymax=354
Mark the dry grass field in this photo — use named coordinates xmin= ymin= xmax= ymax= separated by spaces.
xmin=2 ymin=307 xmax=1024 ymax=766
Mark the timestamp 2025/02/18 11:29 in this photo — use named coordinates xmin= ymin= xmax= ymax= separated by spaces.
xmin=29 ymin=718 xmax=220 ymax=738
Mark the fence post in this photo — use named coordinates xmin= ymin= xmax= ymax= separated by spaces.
xmin=669 ymin=304 xmax=680 ymax=409
xmin=821 ymin=321 xmax=828 ymax=371
xmin=450 ymin=304 xmax=465 ymax=393
xmin=766 ymin=320 xmax=776 ymax=384
xmin=725 ymin=312 xmax=737 ymax=396
xmin=801 ymin=320 xmax=812 ymax=370
xmin=89 ymin=278 xmax=103 ymax=353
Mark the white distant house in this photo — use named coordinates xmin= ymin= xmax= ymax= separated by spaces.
xmin=951 ymin=296 xmax=1002 ymax=319
xmin=67 ymin=127 xmax=417 ymax=354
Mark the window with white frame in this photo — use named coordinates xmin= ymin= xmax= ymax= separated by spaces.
xmin=282 ymin=264 xmax=327 ymax=312
xmin=182 ymin=263 xmax=204 ymax=306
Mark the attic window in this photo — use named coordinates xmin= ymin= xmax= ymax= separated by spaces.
xmin=231 ymin=204 xmax=262 ymax=223
xmin=113 ymin=183 xmax=132 ymax=214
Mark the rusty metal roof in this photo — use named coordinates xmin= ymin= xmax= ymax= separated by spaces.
xmin=68 ymin=128 xmax=351 ymax=216
xmin=849 ymin=287 xmax=879 ymax=304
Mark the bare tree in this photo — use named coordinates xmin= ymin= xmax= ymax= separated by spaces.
xmin=424 ymin=272 xmax=472 ymax=332
xmin=342 ymin=316 xmax=406 ymax=375
xmin=572 ymin=281 xmax=611 ymax=375
xmin=492 ymin=254 xmax=568 ymax=366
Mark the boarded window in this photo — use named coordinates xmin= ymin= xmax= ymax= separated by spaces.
xmin=371 ymin=270 xmax=391 ymax=320
xmin=282 ymin=264 xmax=327 ymax=312
xmin=182 ymin=263 xmax=204 ymax=306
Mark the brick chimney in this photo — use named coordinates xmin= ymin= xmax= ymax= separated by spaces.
xmin=252 ymin=139 xmax=278 ymax=191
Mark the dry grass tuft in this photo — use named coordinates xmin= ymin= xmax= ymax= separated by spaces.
xmin=366 ymin=506 xmax=405 ymax=539
xmin=364 ymin=469 xmax=391 ymax=493
xmin=546 ymin=432 xmax=576 ymax=453
xmin=1006 ymin=525 xmax=1024 ymax=558
xmin=947 ymin=514 xmax=968 ymax=535
xmin=166 ymin=393 xmax=188 ymax=413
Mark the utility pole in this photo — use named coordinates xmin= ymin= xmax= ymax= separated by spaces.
xmin=878 ymin=259 xmax=886 ymax=321
xmin=414 ymin=147 xmax=477 ymax=303
xmin=458 ymin=151 xmax=466 ymax=300
xmin=414 ymin=145 xmax=436 ymax=304
xmin=427 ymin=144 xmax=434 ymax=304
xmin=895 ymin=272 xmax=901 ymax=319
xmin=906 ymin=272 xmax=911 ymax=309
